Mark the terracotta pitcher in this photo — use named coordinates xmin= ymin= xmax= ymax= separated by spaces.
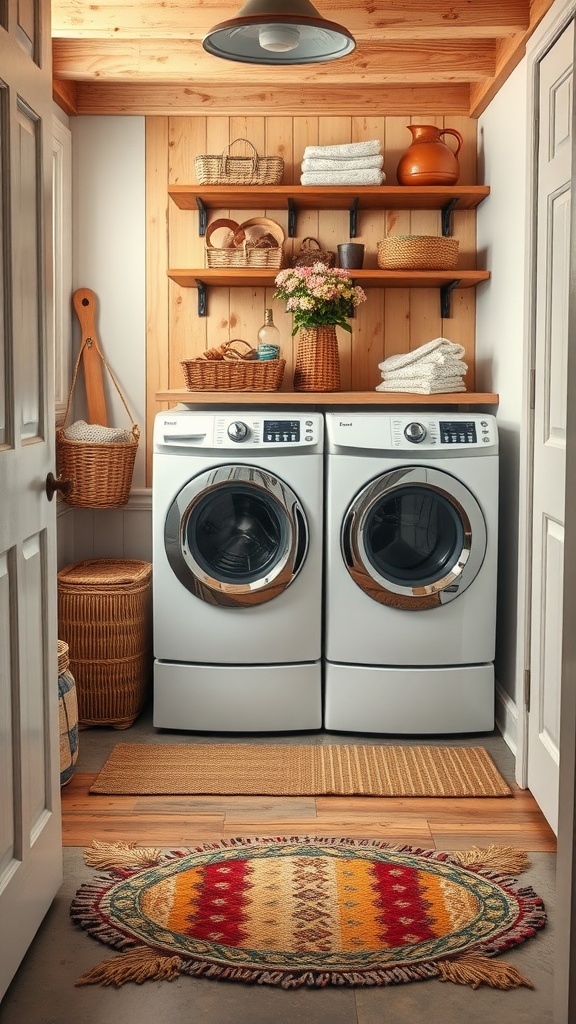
xmin=397 ymin=124 xmax=463 ymax=186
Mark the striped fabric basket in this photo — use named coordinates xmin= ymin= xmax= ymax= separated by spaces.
xmin=58 ymin=640 xmax=79 ymax=787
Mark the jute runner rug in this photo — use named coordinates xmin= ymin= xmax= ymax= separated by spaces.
xmin=89 ymin=743 xmax=511 ymax=797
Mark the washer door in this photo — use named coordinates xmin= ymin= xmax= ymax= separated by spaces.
xmin=164 ymin=465 xmax=309 ymax=607
xmin=341 ymin=466 xmax=487 ymax=610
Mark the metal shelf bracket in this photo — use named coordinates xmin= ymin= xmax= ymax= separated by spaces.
xmin=349 ymin=197 xmax=360 ymax=238
xmin=287 ymin=198 xmax=296 ymax=237
xmin=195 ymin=279 xmax=207 ymax=316
xmin=441 ymin=198 xmax=459 ymax=237
xmin=440 ymin=279 xmax=461 ymax=318
xmin=196 ymin=197 xmax=208 ymax=237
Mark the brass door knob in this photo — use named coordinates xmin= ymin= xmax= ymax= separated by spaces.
xmin=46 ymin=472 xmax=72 ymax=501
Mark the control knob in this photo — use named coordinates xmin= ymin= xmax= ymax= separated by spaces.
xmin=227 ymin=420 xmax=249 ymax=442
xmin=404 ymin=422 xmax=426 ymax=443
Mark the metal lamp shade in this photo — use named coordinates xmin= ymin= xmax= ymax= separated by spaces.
xmin=202 ymin=0 xmax=355 ymax=65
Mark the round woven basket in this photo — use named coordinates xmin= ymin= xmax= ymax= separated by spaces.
xmin=377 ymin=235 xmax=459 ymax=270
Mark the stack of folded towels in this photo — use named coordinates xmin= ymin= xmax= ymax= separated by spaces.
xmin=300 ymin=139 xmax=385 ymax=186
xmin=376 ymin=337 xmax=468 ymax=394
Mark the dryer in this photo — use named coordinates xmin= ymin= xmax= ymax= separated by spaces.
xmin=153 ymin=409 xmax=323 ymax=732
xmin=324 ymin=411 xmax=498 ymax=734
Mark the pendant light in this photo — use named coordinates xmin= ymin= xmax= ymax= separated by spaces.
xmin=202 ymin=0 xmax=355 ymax=65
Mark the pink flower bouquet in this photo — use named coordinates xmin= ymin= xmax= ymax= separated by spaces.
xmin=274 ymin=263 xmax=366 ymax=334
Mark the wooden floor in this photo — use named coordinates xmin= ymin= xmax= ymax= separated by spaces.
xmin=62 ymin=773 xmax=557 ymax=852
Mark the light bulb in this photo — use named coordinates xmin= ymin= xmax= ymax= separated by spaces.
xmin=258 ymin=25 xmax=301 ymax=52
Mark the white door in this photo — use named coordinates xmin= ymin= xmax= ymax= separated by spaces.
xmin=0 ymin=0 xmax=62 ymax=999
xmin=527 ymin=19 xmax=574 ymax=833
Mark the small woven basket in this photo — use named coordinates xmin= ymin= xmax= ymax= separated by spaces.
xmin=205 ymin=216 xmax=285 ymax=270
xmin=292 ymin=237 xmax=335 ymax=268
xmin=57 ymin=559 xmax=152 ymax=729
xmin=377 ymin=235 xmax=459 ymax=270
xmin=57 ymin=343 xmax=139 ymax=508
xmin=182 ymin=358 xmax=285 ymax=392
xmin=195 ymin=138 xmax=284 ymax=186
xmin=294 ymin=325 xmax=341 ymax=392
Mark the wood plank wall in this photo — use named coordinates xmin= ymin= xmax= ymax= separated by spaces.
xmin=145 ymin=114 xmax=478 ymax=481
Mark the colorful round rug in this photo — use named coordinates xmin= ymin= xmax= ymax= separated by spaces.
xmin=71 ymin=837 xmax=546 ymax=991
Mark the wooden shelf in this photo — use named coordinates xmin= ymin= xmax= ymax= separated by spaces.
xmin=157 ymin=390 xmax=499 ymax=407
xmin=168 ymin=268 xmax=489 ymax=289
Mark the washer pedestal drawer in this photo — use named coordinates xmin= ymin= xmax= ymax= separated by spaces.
xmin=153 ymin=660 xmax=322 ymax=732
xmin=324 ymin=662 xmax=494 ymax=735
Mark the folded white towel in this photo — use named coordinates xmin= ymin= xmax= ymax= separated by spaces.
xmin=376 ymin=378 xmax=467 ymax=394
xmin=301 ymin=169 xmax=385 ymax=186
xmin=303 ymin=140 xmax=381 ymax=160
xmin=382 ymin=358 xmax=467 ymax=381
xmin=301 ymin=155 xmax=384 ymax=172
xmin=378 ymin=337 xmax=465 ymax=373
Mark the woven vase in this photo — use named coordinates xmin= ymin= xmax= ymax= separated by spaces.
xmin=293 ymin=325 xmax=341 ymax=392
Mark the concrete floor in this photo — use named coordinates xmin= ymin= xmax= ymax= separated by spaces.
xmin=0 ymin=718 xmax=556 ymax=1024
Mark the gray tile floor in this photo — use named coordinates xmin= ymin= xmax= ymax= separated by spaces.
xmin=0 ymin=714 xmax=555 ymax=1024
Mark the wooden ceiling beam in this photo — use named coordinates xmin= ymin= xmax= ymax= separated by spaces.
xmin=65 ymin=81 xmax=473 ymax=116
xmin=52 ymin=38 xmax=496 ymax=83
xmin=51 ymin=0 xmax=529 ymax=40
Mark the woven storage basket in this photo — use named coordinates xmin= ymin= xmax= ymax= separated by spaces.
xmin=377 ymin=235 xmax=459 ymax=270
xmin=205 ymin=216 xmax=285 ymax=270
xmin=182 ymin=357 xmax=285 ymax=392
xmin=195 ymin=138 xmax=284 ymax=186
xmin=293 ymin=325 xmax=341 ymax=392
xmin=57 ymin=343 xmax=139 ymax=509
xmin=57 ymin=559 xmax=152 ymax=729
xmin=292 ymin=237 xmax=335 ymax=268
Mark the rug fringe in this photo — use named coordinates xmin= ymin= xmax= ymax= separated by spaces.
xmin=436 ymin=951 xmax=534 ymax=990
xmin=450 ymin=845 xmax=530 ymax=874
xmin=76 ymin=945 xmax=185 ymax=987
xmin=84 ymin=840 xmax=164 ymax=870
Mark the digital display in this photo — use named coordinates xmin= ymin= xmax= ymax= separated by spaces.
xmin=440 ymin=421 xmax=477 ymax=444
xmin=263 ymin=420 xmax=301 ymax=443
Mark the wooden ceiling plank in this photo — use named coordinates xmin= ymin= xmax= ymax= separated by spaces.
xmin=51 ymin=0 xmax=529 ymax=40
xmin=70 ymin=82 xmax=473 ymax=117
xmin=52 ymin=38 xmax=496 ymax=83
xmin=53 ymin=76 xmax=78 ymax=114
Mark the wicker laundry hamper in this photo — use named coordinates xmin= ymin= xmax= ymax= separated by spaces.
xmin=58 ymin=640 xmax=79 ymax=786
xmin=57 ymin=559 xmax=152 ymax=729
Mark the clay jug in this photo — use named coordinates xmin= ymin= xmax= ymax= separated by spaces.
xmin=397 ymin=124 xmax=463 ymax=186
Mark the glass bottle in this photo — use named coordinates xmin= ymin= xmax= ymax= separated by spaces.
xmin=257 ymin=308 xmax=281 ymax=359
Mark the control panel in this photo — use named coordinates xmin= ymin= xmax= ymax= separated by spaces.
xmin=214 ymin=415 xmax=320 ymax=448
xmin=391 ymin=415 xmax=496 ymax=450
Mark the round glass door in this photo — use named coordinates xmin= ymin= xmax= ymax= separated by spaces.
xmin=165 ymin=465 xmax=308 ymax=607
xmin=342 ymin=466 xmax=486 ymax=609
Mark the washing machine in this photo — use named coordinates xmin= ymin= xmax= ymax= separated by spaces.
xmin=152 ymin=408 xmax=323 ymax=732
xmin=324 ymin=411 xmax=498 ymax=734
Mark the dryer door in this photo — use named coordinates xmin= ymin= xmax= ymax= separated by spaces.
xmin=341 ymin=466 xmax=487 ymax=609
xmin=164 ymin=465 xmax=309 ymax=607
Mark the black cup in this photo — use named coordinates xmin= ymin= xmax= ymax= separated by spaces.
xmin=338 ymin=243 xmax=365 ymax=269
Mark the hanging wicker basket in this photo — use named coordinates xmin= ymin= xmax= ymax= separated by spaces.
xmin=291 ymin=237 xmax=336 ymax=268
xmin=56 ymin=344 xmax=139 ymax=509
xmin=195 ymin=138 xmax=284 ymax=186
xmin=377 ymin=235 xmax=459 ymax=270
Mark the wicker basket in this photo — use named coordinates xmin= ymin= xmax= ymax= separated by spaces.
xmin=182 ymin=358 xmax=285 ymax=392
xmin=292 ymin=237 xmax=335 ymax=268
xmin=57 ymin=559 xmax=152 ymax=729
xmin=57 ymin=343 xmax=139 ymax=509
xmin=195 ymin=138 xmax=284 ymax=186
xmin=377 ymin=235 xmax=459 ymax=270
xmin=293 ymin=325 xmax=341 ymax=392
xmin=205 ymin=216 xmax=285 ymax=269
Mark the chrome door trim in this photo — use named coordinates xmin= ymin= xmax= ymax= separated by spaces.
xmin=164 ymin=464 xmax=309 ymax=607
xmin=341 ymin=466 xmax=487 ymax=609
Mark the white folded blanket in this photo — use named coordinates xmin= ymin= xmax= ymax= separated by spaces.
xmin=301 ymin=155 xmax=384 ymax=171
xmin=382 ymin=358 xmax=467 ymax=381
xmin=378 ymin=337 xmax=465 ymax=373
xmin=301 ymin=169 xmax=385 ymax=186
xmin=303 ymin=140 xmax=381 ymax=160
xmin=376 ymin=378 xmax=467 ymax=394
xmin=63 ymin=419 xmax=133 ymax=443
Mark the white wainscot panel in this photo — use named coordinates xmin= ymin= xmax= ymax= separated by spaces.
xmin=0 ymin=551 xmax=15 ymax=877
xmin=546 ymin=185 xmax=570 ymax=446
xmin=21 ymin=534 xmax=48 ymax=838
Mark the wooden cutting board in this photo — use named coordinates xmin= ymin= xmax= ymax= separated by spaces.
xmin=72 ymin=287 xmax=108 ymax=426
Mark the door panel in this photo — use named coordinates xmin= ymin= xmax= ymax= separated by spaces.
xmin=527 ymin=19 xmax=573 ymax=833
xmin=0 ymin=0 xmax=61 ymax=999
